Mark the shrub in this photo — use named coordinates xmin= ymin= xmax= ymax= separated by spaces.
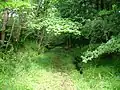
xmin=81 ymin=35 xmax=120 ymax=63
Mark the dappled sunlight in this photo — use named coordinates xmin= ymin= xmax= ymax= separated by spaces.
xmin=0 ymin=49 xmax=120 ymax=90
xmin=0 ymin=0 xmax=120 ymax=90
xmin=9 ymin=64 xmax=77 ymax=90
xmin=0 ymin=49 xmax=77 ymax=90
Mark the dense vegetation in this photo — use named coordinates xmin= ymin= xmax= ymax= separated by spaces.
xmin=0 ymin=0 xmax=120 ymax=90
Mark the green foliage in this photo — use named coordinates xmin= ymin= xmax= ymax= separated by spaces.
xmin=81 ymin=35 xmax=120 ymax=63
xmin=0 ymin=45 xmax=120 ymax=90
xmin=25 ymin=4 xmax=82 ymax=49
xmin=0 ymin=1 xmax=36 ymax=50
xmin=0 ymin=0 xmax=120 ymax=64
xmin=0 ymin=1 xmax=32 ymax=9
xmin=82 ymin=9 xmax=120 ymax=43
xmin=56 ymin=0 xmax=96 ymax=21
xmin=80 ymin=5 xmax=120 ymax=63
xmin=43 ymin=17 xmax=81 ymax=36
xmin=82 ymin=18 xmax=112 ymax=43
xmin=1 ymin=1 xmax=120 ymax=89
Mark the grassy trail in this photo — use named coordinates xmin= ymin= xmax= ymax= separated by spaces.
xmin=0 ymin=47 xmax=78 ymax=90
xmin=0 ymin=46 xmax=120 ymax=90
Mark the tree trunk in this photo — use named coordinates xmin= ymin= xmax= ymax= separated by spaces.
xmin=1 ymin=9 xmax=9 ymax=45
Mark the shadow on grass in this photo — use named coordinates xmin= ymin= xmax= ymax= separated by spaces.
xmin=0 ymin=47 xmax=78 ymax=90
xmin=1 ymin=46 xmax=120 ymax=90
xmin=0 ymin=46 xmax=76 ymax=78
xmin=33 ymin=48 xmax=75 ymax=73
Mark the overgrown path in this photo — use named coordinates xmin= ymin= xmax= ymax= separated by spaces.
xmin=0 ymin=48 xmax=78 ymax=90
xmin=0 ymin=47 xmax=120 ymax=90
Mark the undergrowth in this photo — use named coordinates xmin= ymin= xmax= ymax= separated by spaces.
xmin=0 ymin=41 xmax=120 ymax=90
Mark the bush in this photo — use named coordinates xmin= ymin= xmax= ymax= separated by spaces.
xmin=81 ymin=35 xmax=120 ymax=63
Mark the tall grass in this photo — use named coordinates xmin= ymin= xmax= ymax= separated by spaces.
xmin=0 ymin=41 xmax=120 ymax=90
